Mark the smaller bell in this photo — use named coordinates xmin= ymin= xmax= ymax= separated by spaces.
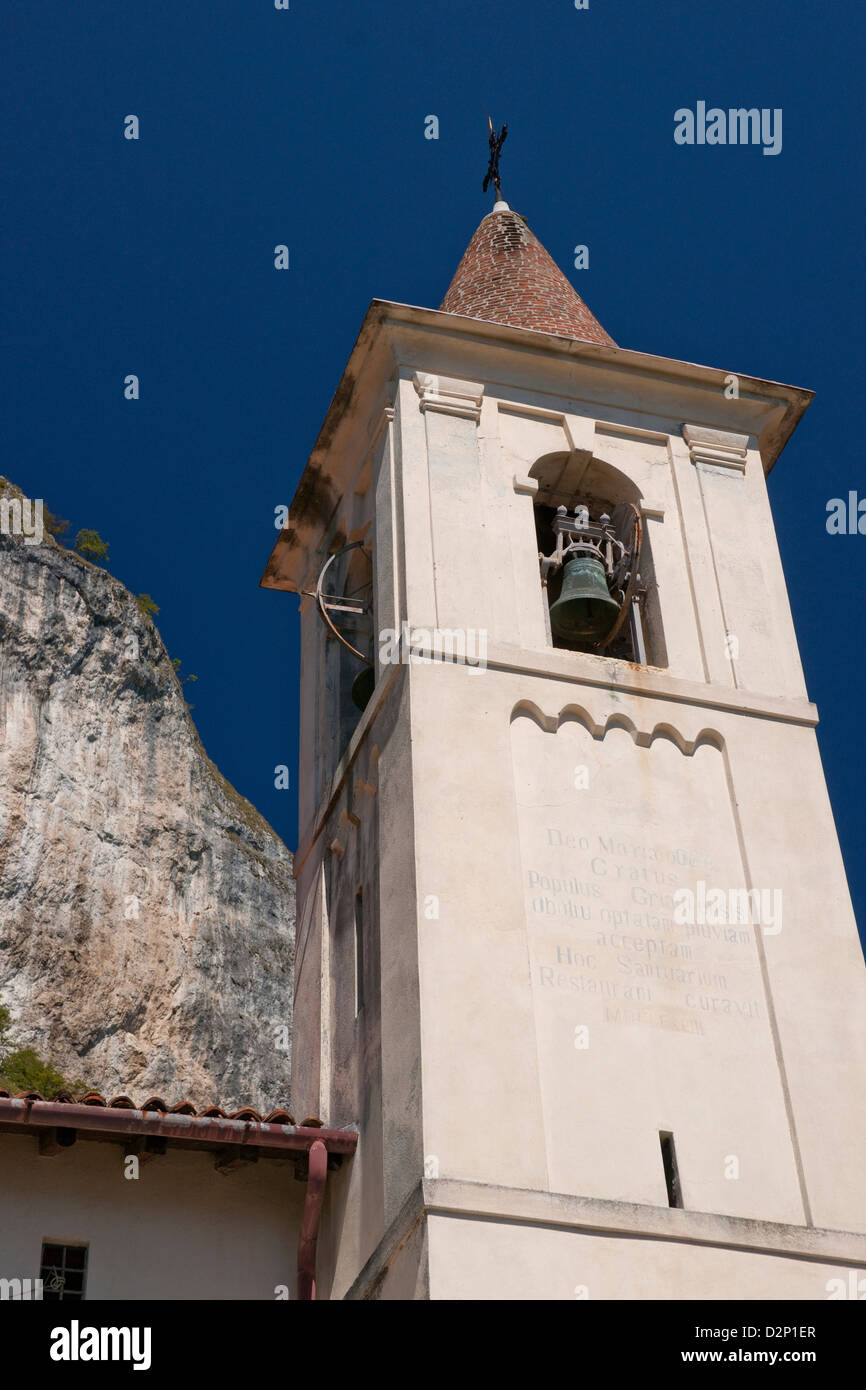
xmin=549 ymin=553 xmax=620 ymax=642
xmin=351 ymin=665 xmax=376 ymax=712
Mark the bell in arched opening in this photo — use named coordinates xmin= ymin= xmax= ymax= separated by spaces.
xmin=548 ymin=552 xmax=620 ymax=642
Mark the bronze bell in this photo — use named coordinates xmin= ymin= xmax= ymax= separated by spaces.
xmin=549 ymin=553 xmax=620 ymax=642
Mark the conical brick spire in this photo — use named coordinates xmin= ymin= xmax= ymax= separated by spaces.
xmin=439 ymin=205 xmax=615 ymax=346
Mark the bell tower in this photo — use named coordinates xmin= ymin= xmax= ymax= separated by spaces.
xmin=262 ymin=199 xmax=866 ymax=1300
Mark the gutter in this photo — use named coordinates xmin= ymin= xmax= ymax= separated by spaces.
xmin=297 ymin=1139 xmax=328 ymax=1300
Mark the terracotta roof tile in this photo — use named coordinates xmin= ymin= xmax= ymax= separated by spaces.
xmin=0 ymin=1089 xmax=299 ymax=1125
xmin=141 ymin=1096 xmax=169 ymax=1113
xmin=0 ymin=1092 xmax=357 ymax=1160
xmin=440 ymin=207 xmax=615 ymax=346
xmin=263 ymin=1108 xmax=294 ymax=1124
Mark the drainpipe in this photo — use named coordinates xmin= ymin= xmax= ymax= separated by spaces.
xmin=297 ymin=1139 xmax=328 ymax=1300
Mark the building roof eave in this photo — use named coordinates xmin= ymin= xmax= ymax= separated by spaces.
xmin=0 ymin=1096 xmax=359 ymax=1158
xmin=260 ymin=299 xmax=814 ymax=595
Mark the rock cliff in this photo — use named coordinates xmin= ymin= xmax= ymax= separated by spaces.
xmin=0 ymin=480 xmax=294 ymax=1110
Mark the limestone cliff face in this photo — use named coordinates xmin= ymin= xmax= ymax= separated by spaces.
xmin=0 ymin=482 xmax=294 ymax=1111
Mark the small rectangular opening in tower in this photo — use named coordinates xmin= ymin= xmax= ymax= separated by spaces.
xmin=659 ymin=1131 xmax=682 ymax=1208
xmin=354 ymin=890 xmax=364 ymax=1017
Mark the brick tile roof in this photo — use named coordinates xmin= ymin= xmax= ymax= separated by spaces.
xmin=0 ymin=1087 xmax=314 ymax=1125
xmin=0 ymin=1089 xmax=359 ymax=1158
xmin=439 ymin=207 xmax=615 ymax=345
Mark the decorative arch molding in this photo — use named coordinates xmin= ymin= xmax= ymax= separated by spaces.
xmin=529 ymin=447 xmax=643 ymax=510
xmin=509 ymin=698 xmax=725 ymax=757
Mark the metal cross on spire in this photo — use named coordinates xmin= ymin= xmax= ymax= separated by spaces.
xmin=482 ymin=116 xmax=508 ymax=203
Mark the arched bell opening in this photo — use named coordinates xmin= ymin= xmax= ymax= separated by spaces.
xmin=530 ymin=450 xmax=666 ymax=667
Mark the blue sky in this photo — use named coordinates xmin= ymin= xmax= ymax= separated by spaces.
xmin=4 ymin=1 xmax=865 ymax=942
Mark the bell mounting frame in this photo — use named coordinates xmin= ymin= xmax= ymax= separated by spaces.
xmin=314 ymin=540 xmax=374 ymax=666
xmin=538 ymin=501 xmax=644 ymax=653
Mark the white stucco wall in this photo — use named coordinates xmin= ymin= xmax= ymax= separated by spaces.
xmin=0 ymin=1132 xmax=304 ymax=1300
xmin=426 ymin=1210 xmax=863 ymax=1302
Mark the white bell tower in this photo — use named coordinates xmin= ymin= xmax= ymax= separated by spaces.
xmin=263 ymin=203 xmax=866 ymax=1300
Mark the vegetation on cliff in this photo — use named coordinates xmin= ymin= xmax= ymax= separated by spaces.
xmin=0 ymin=996 xmax=88 ymax=1095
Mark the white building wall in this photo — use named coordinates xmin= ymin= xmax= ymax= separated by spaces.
xmin=0 ymin=1134 xmax=304 ymax=1300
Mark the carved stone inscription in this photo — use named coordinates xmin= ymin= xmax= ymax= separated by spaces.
xmin=510 ymin=716 xmax=767 ymax=1042
xmin=508 ymin=710 xmax=801 ymax=1212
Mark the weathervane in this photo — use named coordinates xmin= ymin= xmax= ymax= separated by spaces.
xmin=483 ymin=116 xmax=508 ymax=203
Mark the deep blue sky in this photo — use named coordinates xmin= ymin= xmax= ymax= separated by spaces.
xmin=3 ymin=2 xmax=864 ymax=943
